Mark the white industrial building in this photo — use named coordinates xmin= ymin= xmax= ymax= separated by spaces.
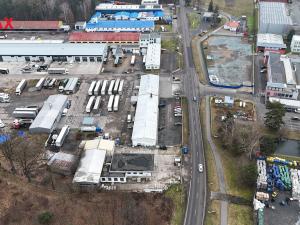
xmin=132 ymin=74 xmax=159 ymax=146
xmin=0 ymin=43 xmax=108 ymax=62
xmin=139 ymin=32 xmax=161 ymax=48
xmin=29 ymin=95 xmax=68 ymax=133
xmin=141 ymin=0 xmax=159 ymax=5
xmin=291 ymin=35 xmax=300 ymax=53
xmin=259 ymin=2 xmax=293 ymax=34
xmin=256 ymin=33 xmax=286 ymax=53
xmin=145 ymin=43 xmax=161 ymax=70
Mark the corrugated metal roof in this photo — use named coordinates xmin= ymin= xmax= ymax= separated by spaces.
xmin=257 ymin=33 xmax=286 ymax=48
xmin=0 ymin=43 xmax=107 ymax=56
xmin=145 ymin=43 xmax=161 ymax=68
xmin=132 ymin=74 xmax=159 ymax=146
xmin=69 ymin=32 xmax=140 ymax=42
xmin=0 ymin=20 xmax=61 ymax=30
xmin=86 ymin=20 xmax=154 ymax=29
xmin=259 ymin=2 xmax=292 ymax=25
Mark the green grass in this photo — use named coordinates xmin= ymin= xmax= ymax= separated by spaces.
xmin=247 ymin=16 xmax=254 ymax=34
xmin=191 ymin=37 xmax=207 ymax=84
xmin=187 ymin=13 xmax=200 ymax=29
xmin=205 ymin=200 xmax=221 ymax=225
xmin=182 ymin=97 xmax=189 ymax=145
xmin=228 ymin=204 xmax=253 ymax=225
xmin=165 ymin=184 xmax=186 ymax=225
xmin=161 ymin=38 xmax=179 ymax=52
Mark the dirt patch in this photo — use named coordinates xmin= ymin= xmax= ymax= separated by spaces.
xmin=0 ymin=171 xmax=173 ymax=225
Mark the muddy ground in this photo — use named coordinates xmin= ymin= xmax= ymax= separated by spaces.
xmin=0 ymin=170 xmax=173 ymax=225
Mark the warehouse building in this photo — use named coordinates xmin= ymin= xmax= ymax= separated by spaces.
xmin=29 ymin=95 xmax=68 ymax=133
xmin=0 ymin=40 xmax=64 ymax=44
xmin=132 ymin=74 xmax=159 ymax=146
xmin=257 ymin=33 xmax=286 ymax=53
xmin=145 ymin=43 xmax=161 ymax=70
xmin=0 ymin=43 xmax=108 ymax=62
xmin=0 ymin=20 xmax=68 ymax=31
xmin=95 ymin=3 xmax=163 ymax=12
xmin=265 ymin=52 xmax=299 ymax=100
xmin=68 ymin=32 xmax=140 ymax=45
xmin=291 ymin=35 xmax=300 ymax=53
xmin=85 ymin=20 xmax=155 ymax=32
xmin=259 ymin=2 xmax=293 ymax=34
xmin=139 ymin=32 xmax=161 ymax=48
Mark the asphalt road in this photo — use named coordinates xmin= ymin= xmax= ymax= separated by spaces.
xmin=178 ymin=1 xmax=206 ymax=225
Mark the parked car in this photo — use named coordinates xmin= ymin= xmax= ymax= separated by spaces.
xmin=198 ymin=163 xmax=203 ymax=172
xmin=291 ymin=117 xmax=300 ymax=121
xmin=193 ymin=96 xmax=197 ymax=102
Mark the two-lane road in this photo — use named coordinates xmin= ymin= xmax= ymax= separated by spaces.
xmin=178 ymin=1 xmax=206 ymax=225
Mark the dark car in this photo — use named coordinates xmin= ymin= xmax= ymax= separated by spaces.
xmin=159 ymin=145 xmax=167 ymax=150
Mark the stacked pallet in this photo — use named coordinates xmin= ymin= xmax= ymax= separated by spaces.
xmin=290 ymin=169 xmax=300 ymax=200
xmin=257 ymin=160 xmax=267 ymax=189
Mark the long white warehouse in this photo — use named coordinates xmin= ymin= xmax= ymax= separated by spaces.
xmin=132 ymin=74 xmax=159 ymax=146
xmin=145 ymin=43 xmax=161 ymax=70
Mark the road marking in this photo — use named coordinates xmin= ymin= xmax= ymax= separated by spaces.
xmin=197 ymin=151 xmax=199 ymax=156
xmin=194 ymin=209 xmax=197 ymax=216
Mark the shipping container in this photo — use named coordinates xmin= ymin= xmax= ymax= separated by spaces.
xmin=48 ymin=68 xmax=69 ymax=74
xmin=14 ymin=107 xmax=39 ymax=114
xmin=64 ymin=78 xmax=79 ymax=94
xmin=94 ymin=80 xmax=102 ymax=96
xmin=15 ymin=79 xmax=27 ymax=95
xmin=101 ymin=80 xmax=108 ymax=95
xmin=88 ymin=81 xmax=97 ymax=96
xmin=113 ymin=95 xmax=120 ymax=112
xmin=118 ymin=80 xmax=124 ymax=95
xmin=35 ymin=77 xmax=46 ymax=91
xmin=108 ymin=80 xmax=115 ymax=95
xmin=113 ymin=78 xmax=120 ymax=94
xmin=86 ymin=96 xmax=96 ymax=113
xmin=130 ymin=55 xmax=136 ymax=66
xmin=107 ymin=95 xmax=114 ymax=112
xmin=55 ymin=125 xmax=70 ymax=147
xmin=12 ymin=111 xmax=37 ymax=119
xmin=93 ymin=96 xmax=101 ymax=112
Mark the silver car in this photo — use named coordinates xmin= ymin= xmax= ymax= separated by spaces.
xmin=198 ymin=164 xmax=203 ymax=173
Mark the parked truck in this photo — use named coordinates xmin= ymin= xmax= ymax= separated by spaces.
xmin=12 ymin=111 xmax=37 ymax=119
xmin=35 ymin=77 xmax=46 ymax=91
xmin=118 ymin=80 xmax=124 ymax=95
xmin=93 ymin=80 xmax=102 ymax=96
xmin=0 ymin=93 xmax=10 ymax=103
xmin=15 ymin=79 xmax=27 ymax=95
xmin=130 ymin=55 xmax=136 ymax=66
xmin=86 ymin=96 xmax=96 ymax=113
xmin=93 ymin=96 xmax=101 ymax=112
xmin=108 ymin=80 xmax=115 ymax=95
xmin=55 ymin=125 xmax=70 ymax=147
xmin=101 ymin=80 xmax=108 ymax=95
xmin=113 ymin=78 xmax=120 ymax=94
xmin=0 ymin=67 xmax=9 ymax=74
xmin=58 ymin=78 xmax=69 ymax=92
xmin=48 ymin=68 xmax=69 ymax=75
xmin=113 ymin=95 xmax=120 ymax=112
xmin=88 ymin=81 xmax=96 ymax=96
xmin=107 ymin=95 xmax=114 ymax=112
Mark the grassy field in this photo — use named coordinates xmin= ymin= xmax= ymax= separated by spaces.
xmin=187 ymin=12 xmax=200 ymax=29
xmin=203 ymin=0 xmax=253 ymax=17
xmin=191 ymin=37 xmax=207 ymax=84
xmin=161 ymin=38 xmax=179 ymax=52
xmin=182 ymin=97 xmax=190 ymax=145
xmin=228 ymin=204 xmax=253 ymax=225
xmin=165 ymin=184 xmax=186 ymax=225
xmin=205 ymin=200 xmax=221 ymax=225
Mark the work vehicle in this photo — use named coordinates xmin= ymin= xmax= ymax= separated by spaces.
xmin=108 ymin=80 xmax=115 ymax=95
xmin=0 ymin=68 xmax=9 ymax=74
xmin=48 ymin=67 xmax=69 ymax=75
xmin=35 ymin=77 xmax=46 ymax=91
xmin=0 ymin=93 xmax=10 ymax=103
xmin=198 ymin=164 xmax=203 ymax=172
xmin=86 ymin=96 xmax=96 ymax=113
xmin=107 ymin=95 xmax=115 ymax=112
xmin=48 ymin=78 xmax=57 ymax=89
xmin=113 ymin=95 xmax=120 ymax=111
xmin=55 ymin=125 xmax=70 ymax=147
xmin=15 ymin=79 xmax=27 ymax=95
xmin=88 ymin=81 xmax=96 ymax=96
xmin=58 ymin=79 xmax=69 ymax=92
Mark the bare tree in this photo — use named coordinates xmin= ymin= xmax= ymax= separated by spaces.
xmin=0 ymin=131 xmax=19 ymax=174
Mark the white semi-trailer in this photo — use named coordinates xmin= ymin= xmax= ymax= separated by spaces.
xmin=86 ymin=96 xmax=96 ymax=113
xmin=113 ymin=78 xmax=120 ymax=94
xmin=88 ymin=81 xmax=96 ymax=96
xmin=94 ymin=80 xmax=102 ymax=96
xmin=35 ymin=77 xmax=46 ymax=91
xmin=55 ymin=125 xmax=70 ymax=147
xmin=118 ymin=80 xmax=124 ymax=95
xmin=107 ymin=95 xmax=114 ymax=112
xmin=108 ymin=80 xmax=115 ymax=95
xmin=101 ymin=80 xmax=108 ymax=95
xmin=113 ymin=95 xmax=120 ymax=112
xmin=93 ymin=96 xmax=101 ymax=112
xmin=48 ymin=68 xmax=69 ymax=75
xmin=15 ymin=79 xmax=27 ymax=95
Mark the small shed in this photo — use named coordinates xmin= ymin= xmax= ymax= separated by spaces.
xmin=224 ymin=96 xmax=234 ymax=107
xmin=47 ymin=152 xmax=78 ymax=176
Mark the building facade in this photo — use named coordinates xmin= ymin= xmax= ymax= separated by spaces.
xmin=291 ymin=35 xmax=300 ymax=53
xmin=139 ymin=32 xmax=161 ymax=48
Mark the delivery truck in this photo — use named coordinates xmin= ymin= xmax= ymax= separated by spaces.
xmin=48 ymin=68 xmax=69 ymax=75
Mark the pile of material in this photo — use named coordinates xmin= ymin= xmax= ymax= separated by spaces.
xmin=290 ymin=169 xmax=300 ymax=200
xmin=257 ymin=160 xmax=267 ymax=189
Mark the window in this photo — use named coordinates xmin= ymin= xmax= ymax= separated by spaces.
xmin=97 ymin=57 xmax=102 ymax=62
xmin=82 ymin=57 xmax=87 ymax=62
xmin=89 ymin=57 xmax=95 ymax=62
xmin=25 ymin=57 xmax=30 ymax=62
xmin=120 ymin=178 xmax=124 ymax=181
xmin=75 ymin=57 xmax=80 ymax=62
xmin=108 ymin=178 xmax=112 ymax=181
xmin=114 ymin=178 xmax=118 ymax=181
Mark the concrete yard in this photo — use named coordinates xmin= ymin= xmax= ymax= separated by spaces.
xmin=204 ymin=36 xmax=253 ymax=87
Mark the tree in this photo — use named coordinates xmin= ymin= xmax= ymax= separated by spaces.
xmin=264 ymin=101 xmax=285 ymax=131
xmin=260 ymin=135 xmax=277 ymax=156
xmin=217 ymin=111 xmax=234 ymax=149
xmin=287 ymin=29 xmax=295 ymax=44
xmin=208 ymin=0 xmax=214 ymax=12
xmin=240 ymin=164 xmax=257 ymax=187
xmin=214 ymin=4 xmax=219 ymax=14
xmin=38 ymin=211 xmax=53 ymax=224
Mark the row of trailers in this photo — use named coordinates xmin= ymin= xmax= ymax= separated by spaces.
xmin=88 ymin=78 xmax=124 ymax=96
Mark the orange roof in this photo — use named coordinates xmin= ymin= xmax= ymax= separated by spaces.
xmin=225 ymin=21 xmax=240 ymax=28
xmin=0 ymin=21 xmax=61 ymax=30
xmin=69 ymin=32 xmax=140 ymax=42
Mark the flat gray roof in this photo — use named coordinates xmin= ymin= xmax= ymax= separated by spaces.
xmin=110 ymin=153 xmax=154 ymax=171
xmin=0 ymin=43 xmax=107 ymax=56
xmin=268 ymin=52 xmax=286 ymax=84
xmin=259 ymin=2 xmax=293 ymax=26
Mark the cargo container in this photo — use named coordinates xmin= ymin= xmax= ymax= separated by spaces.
xmin=12 ymin=111 xmax=37 ymax=119
xmin=15 ymin=79 xmax=27 ymax=95
xmin=107 ymin=95 xmax=114 ymax=112
xmin=55 ymin=125 xmax=70 ymax=147
xmin=101 ymin=80 xmax=108 ymax=95
xmin=130 ymin=55 xmax=136 ymax=66
xmin=48 ymin=68 xmax=69 ymax=75
xmin=14 ymin=107 xmax=39 ymax=114
xmin=113 ymin=95 xmax=120 ymax=112
xmin=113 ymin=78 xmax=120 ymax=94
xmin=93 ymin=96 xmax=101 ymax=112
xmin=0 ymin=93 xmax=10 ymax=103
xmin=64 ymin=78 xmax=79 ymax=94
xmin=86 ymin=96 xmax=96 ymax=113
xmin=94 ymin=80 xmax=102 ymax=96
xmin=118 ymin=80 xmax=124 ymax=95
xmin=108 ymin=80 xmax=115 ymax=95
xmin=88 ymin=81 xmax=96 ymax=96
xmin=80 ymin=126 xmax=102 ymax=132
xmin=35 ymin=77 xmax=46 ymax=91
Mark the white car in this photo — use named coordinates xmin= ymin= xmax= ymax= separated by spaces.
xmin=0 ymin=119 xmax=5 ymax=128
xmin=198 ymin=163 xmax=203 ymax=173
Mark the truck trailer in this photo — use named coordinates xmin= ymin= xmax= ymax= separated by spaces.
xmin=130 ymin=55 xmax=136 ymax=66
xmin=12 ymin=111 xmax=37 ymax=119
xmin=93 ymin=96 xmax=101 ymax=112
xmin=107 ymin=95 xmax=114 ymax=112
xmin=113 ymin=78 xmax=120 ymax=94
xmin=88 ymin=81 xmax=96 ymax=96
xmin=94 ymin=80 xmax=102 ymax=96
xmin=108 ymin=80 xmax=115 ymax=95
xmin=35 ymin=77 xmax=46 ymax=91
xmin=101 ymin=80 xmax=108 ymax=95
xmin=55 ymin=125 xmax=70 ymax=147
xmin=15 ymin=79 xmax=27 ymax=95
xmin=86 ymin=96 xmax=96 ymax=113
xmin=0 ymin=93 xmax=10 ymax=103
xmin=118 ymin=80 xmax=124 ymax=95
xmin=113 ymin=95 xmax=120 ymax=112
xmin=48 ymin=68 xmax=69 ymax=75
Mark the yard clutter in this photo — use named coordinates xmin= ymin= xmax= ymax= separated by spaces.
xmin=290 ymin=169 xmax=300 ymax=200
xmin=257 ymin=160 xmax=267 ymax=189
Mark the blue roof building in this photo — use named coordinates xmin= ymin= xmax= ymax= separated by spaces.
xmin=86 ymin=20 xmax=155 ymax=32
